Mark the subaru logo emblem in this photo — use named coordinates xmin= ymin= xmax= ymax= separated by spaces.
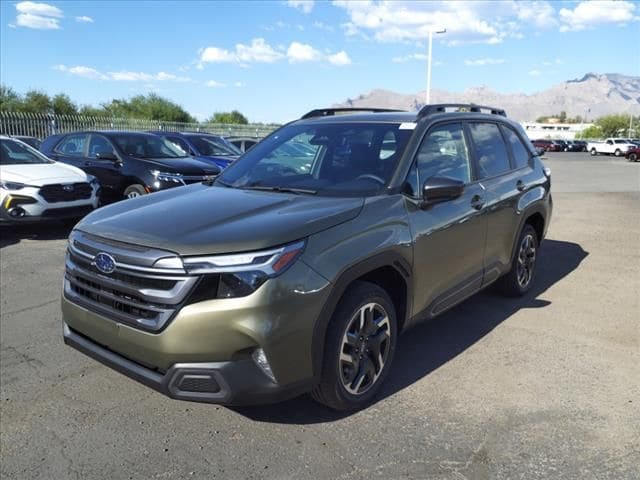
xmin=93 ymin=252 xmax=116 ymax=274
xmin=62 ymin=184 xmax=74 ymax=192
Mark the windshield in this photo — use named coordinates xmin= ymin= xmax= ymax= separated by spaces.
xmin=217 ymin=122 xmax=413 ymax=197
xmin=111 ymin=134 xmax=187 ymax=158
xmin=188 ymin=135 xmax=241 ymax=156
xmin=1 ymin=138 xmax=52 ymax=165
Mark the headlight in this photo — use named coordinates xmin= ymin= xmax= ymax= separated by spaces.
xmin=173 ymin=240 xmax=306 ymax=299
xmin=0 ymin=181 xmax=35 ymax=190
xmin=151 ymin=170 xmax=185 ymax=184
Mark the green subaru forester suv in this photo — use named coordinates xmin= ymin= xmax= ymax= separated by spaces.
xmin=62 ymin=105 xmax=552 ymax=410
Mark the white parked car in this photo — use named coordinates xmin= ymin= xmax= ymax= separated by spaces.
xmin=0 ymin=136 xmax=100 ymax=223
xmin=586 ymin=138 xmax=636 ymax=157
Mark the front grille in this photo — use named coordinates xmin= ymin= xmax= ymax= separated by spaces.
xmin=182 ymin=175 xmax=216 ymax=185
xmin=64 ymin=231 xmax=199 ymax=332
xmin=40 ymin=183 xmax=92 ymax=203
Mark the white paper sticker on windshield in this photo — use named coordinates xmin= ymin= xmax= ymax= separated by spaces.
xmin=399 ymin=122 xmax=416 ymax=130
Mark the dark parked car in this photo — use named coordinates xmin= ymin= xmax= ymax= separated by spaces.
xmin=41 ymin=131 xmax=220 ymax=201
xmin=572 ymin=140 xmax=588 ymax=152
xmin=532 ymin=139 xmax=560 ymax=152
xmin=13 ymin=135 xmax=41 ymax=149
xmin=625 ymin=146 xmax=640 ymax=162
xmin=226 ymin=136 xmax=261 ymax=153
xmin=150 ymin=132 xmax=240 ymax=170
xmin=62 ymin=105 xmax=552 ymax=410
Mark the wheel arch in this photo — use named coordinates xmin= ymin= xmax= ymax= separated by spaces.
xmin=311 ymin=252 xmax=412 ymax=379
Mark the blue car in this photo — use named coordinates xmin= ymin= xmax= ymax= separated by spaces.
xmin=150 ymin=132 xmax=241 ymax=170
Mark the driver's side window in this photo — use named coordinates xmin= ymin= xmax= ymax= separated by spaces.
xmin=416 ymin=123 xmax=471 ymax=185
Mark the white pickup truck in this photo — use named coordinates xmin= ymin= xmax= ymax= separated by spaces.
xmin=587 ymin=138 xmax=636 ymax=156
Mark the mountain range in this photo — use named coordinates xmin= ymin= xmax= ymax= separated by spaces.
xmin=335 ymin=73 xmax=640 ymax=122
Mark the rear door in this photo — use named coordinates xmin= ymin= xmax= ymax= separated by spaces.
xmin=467 ymin=122 xmax=533 ymax=283
xmin=406 ymin=122 xmax=488 ymax=318
xmin=52 ymin=133 xmax=89 ymax=169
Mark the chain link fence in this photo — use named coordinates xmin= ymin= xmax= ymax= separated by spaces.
xmin=0 ymin=111 xmax=279 ymax=140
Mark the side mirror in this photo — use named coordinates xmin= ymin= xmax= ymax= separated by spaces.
xmin=96 ymin=151 xmax=118 ymax=161
xmin=422 ymin=176 xmax=464 ymax=206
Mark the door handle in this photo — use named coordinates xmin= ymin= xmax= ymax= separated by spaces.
xmin=516 ymin=180 xmax=526 ymax=192
xmin=471 ymin=195 xmax=485 ymax=210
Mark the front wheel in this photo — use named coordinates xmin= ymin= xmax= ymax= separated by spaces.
xmin=311 ymin=281 xmax=398 ymax=411
xmin=123 ymin=184 xmax=146 ymax=199
xmin=628 ymin=153 xmax=638 ymax=162
xmin=614 ymin=149 xmax=622 ymax=157
xmin=497 ymin=224 xmax=539 ymax=297
xmin=590 ymin=148 xmax=597 ymax=156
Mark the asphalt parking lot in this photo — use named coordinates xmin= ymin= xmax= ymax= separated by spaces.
xmin=1 ymin=152 xmax=638 ymax=479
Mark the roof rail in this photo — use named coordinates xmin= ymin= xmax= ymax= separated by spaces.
xmin=301 ymin=107 xmax=406 ymax=119
xmin=418 ymin=104 xmax=506 ymax=118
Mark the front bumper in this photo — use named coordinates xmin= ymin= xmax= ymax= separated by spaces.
xmin=0 ymin=186 xmax=99 ymax=223
xmin=63 ymin=323 xmax=314 ymax=405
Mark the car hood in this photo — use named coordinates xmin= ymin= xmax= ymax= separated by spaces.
xmin=75 ymin=184 xmax=364 ymax=255
xmin=0 ymin=161 xmax=88 ymax=185
xmin=128 ymin=156 xmax=220 ymax=175
xmin=195 ymin=155 xmax=237 ymax=165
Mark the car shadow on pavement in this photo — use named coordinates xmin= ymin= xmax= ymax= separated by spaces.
xmin=233 ymin=239 xmax=588 ymax=424
xmin=0 ymin=222 xmax=74 ymax=249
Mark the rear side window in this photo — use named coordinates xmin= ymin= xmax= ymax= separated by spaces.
xmin=166 ymin=136 xmax=190 ymax=154
xmin=56 ymin=134 xmax=88 ymax=156
xmin=468 ymin=123 xmax=511 ymax=178
xmin=502 ymin=126 xmax=530 ymax=169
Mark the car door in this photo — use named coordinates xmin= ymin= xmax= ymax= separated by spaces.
xmin=85 ymin=134 xmax=123 ymax=199
xmin=467 ymin=122 xmax=532 ymax=284
xmin=406 ymin=122 xmax=488 ymax=319
xmin=52 ymin=133 xmax=89 ymax=169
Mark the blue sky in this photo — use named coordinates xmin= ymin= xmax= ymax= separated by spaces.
xmin=1 ymin=0 xmax=638 ymax=123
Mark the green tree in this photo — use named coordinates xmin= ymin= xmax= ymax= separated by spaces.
xmin=594 ymin=114 xmax=631 ymax=138
xmin=101 ymin=94 xmax=195 ymax=122
xmin=576 ymin=125 xmax=603 ymax=139
xmin=559 ymin=111 xmax=567 ymax=123
xmin=52 ymin=93 xmax=78 ymax=115
xmin=0 ymin=85 xmax=22 ymax=111
xmin=207 ymin=110 xmax=249 ymax=124
xmin=20 ymin=90 xmax=52 ymax=113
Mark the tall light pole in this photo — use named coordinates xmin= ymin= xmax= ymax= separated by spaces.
xmin=426 ymin=28 xmax=446 ymax=105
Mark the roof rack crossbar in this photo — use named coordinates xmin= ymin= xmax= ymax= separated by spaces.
xmin=418 ymin=104 xmax=506 ymax=118
xmin=301 ymin=108 xmax=406 ymax=119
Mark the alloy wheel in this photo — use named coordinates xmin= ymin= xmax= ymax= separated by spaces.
xmin=127 ymin=191 xmax=141 ymax=198
xmin=516 ymin=234 xmax=536 ymax=288
xmin=338 ymin=302 xmax=391 ymax=395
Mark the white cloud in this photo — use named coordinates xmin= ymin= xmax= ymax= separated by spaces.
xmin=529 ymin=69 xmax=542 ymax=77
xmin=392 ymin=52 xmax=428 ymax=63
xmin=464 ymin=57 xmax=506 ymax=66
xmin=200 ymin=38 xmax=284 ymax=65
xmin=53 ymin=64 xmax=107 ymax=80
xmin=286 ymin=0 xmax=315 ymax=14
xmin=15 ymin=2 xmax=62 ymax=29
xmin=333 ymin=0 xmax=564 ymax=45
xmin=287 ymin=42 xmax=322 ymax=63
xmin=16 ymin=12 xmax=60 ymax=29
xmin=205 ymin=80 xmax=226 ymax=88
xmin=234 ymin=81 xmax=245 ymax=87
xmin=199 ymin=38 xmax=350 ymax=66
xmin=559 ymin=0 xmax=638 ymax=32
xmin=313 ymin=21 xmax=333 ymax=31
xmin=75 ymin=15 xmax=94 ymax=23
xmin=53 ymin=65 xmax=191 ymax=82
xmin=327 ymin=51 xmax=351 ymax=66
xmin=16 ymin=1 xmax=62 ymax=17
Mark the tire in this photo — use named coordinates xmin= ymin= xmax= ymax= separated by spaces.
xmin=614 ymin=149 xmax=622 ymax=157
xmin=123 ymin=184 xmax=146 ymax=199
xmin=310 ymin=281 xmax=398 ymax=411
xmin=590 ymin=148 xmax=597 ymax=156
xmin=497 ymin=224 xmax=539 ymax=297
xmin=628 ymin=153 xmax=638 ymax=162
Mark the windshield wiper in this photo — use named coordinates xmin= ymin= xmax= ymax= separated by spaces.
xmin=242 ymin=185 xmax=317 ymax=195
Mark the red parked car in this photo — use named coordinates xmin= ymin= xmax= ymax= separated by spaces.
xmin=533 ymin=139 xmax=561 ymax=152
xmin=625 ymin=146 xmax=639 ymax=162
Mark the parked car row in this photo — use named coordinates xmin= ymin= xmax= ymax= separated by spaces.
xmin=1 ymin=131 xmax=257 ymax=224
xmin=531 ymin=139 xmax=588 ymax=152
